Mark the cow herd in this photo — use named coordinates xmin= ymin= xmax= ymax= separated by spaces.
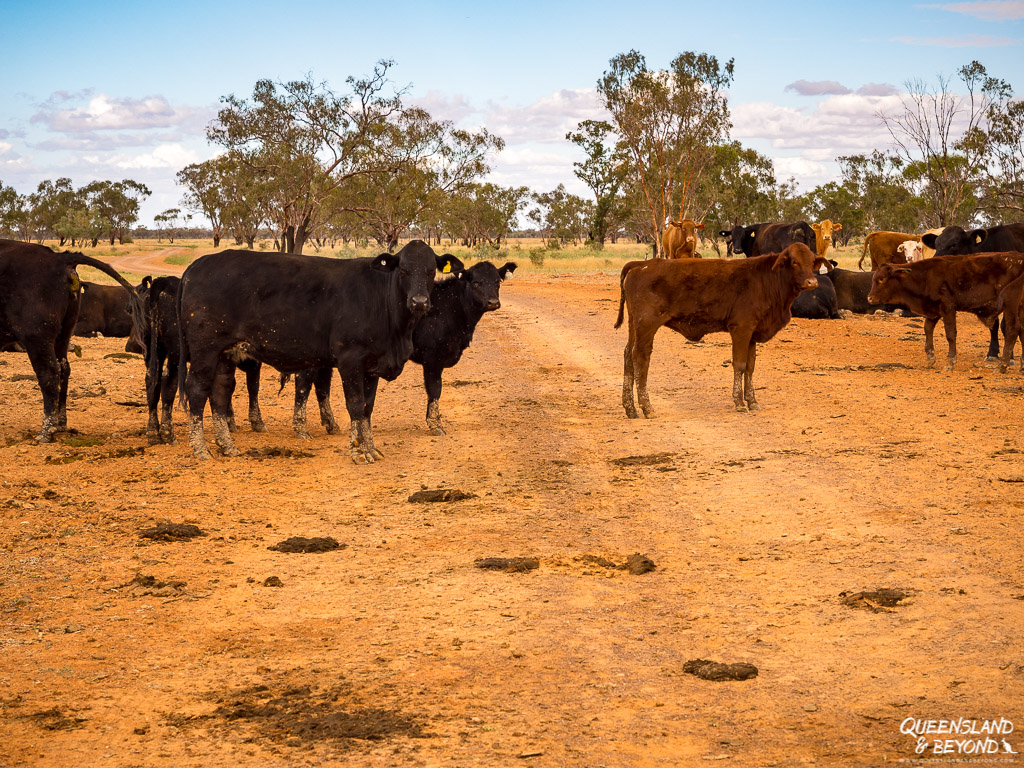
xmin=1 ymin=223 xmax=1023 ymax=463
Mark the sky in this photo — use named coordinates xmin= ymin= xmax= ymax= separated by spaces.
xmin=2 ymin=0 xmax=1023 ymax=226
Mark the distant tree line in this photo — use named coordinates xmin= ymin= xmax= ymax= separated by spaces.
xmin=3 ymin=58 xmax=1020 ymax=255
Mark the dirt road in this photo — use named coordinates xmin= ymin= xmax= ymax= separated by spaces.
xmin=107 ymin=246 xmax=188 ymax=277
xmin=1 ymin=273 xmax=1022 ymax=766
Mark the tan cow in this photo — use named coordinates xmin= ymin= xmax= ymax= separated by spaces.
xmin=662 ymin=219 xmax=705 ymax=259
xmin=921 ymin=228 xmax=943 ymax=259
xmin=811 ymin=220 xmax=842 ymax=257
xmin=858 ymin=231 xmax=921 ymax=271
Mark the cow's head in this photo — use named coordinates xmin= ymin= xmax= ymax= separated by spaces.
xmin=923 ymin=226 xmax=986 ymax=257
xmin=462 ymin=261 xmax=518 ymax=312
xmin=867 ymin=263 xmax=912 ymax=305
xmin=373 ymin=240 xmax=465 ymax=316
xmin=729 ymin=224 xmax=748 ymax=254
xmin=772 ymin=244 xmax=820 ymax=290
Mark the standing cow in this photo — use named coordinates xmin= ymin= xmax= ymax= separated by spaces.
xmin=858 ymin=231 xmax=920 ymax=271
xmin=718 ymin=224 xmax=765 ymax=257
xmin=811 ymin=220 xmax=842 ymax=257
xmin=177 ymin=240 xmax=463 ymax=463
xmin=0 ymin=239 xmax=145 ymax=441
xmin=662 ymin=219 xmax=704 ymax=259
xmin=867 ymin=254 xmax=1024 ymax=371
xmin=615 ymin=243 xmax=828 ymax=416
xmin=750 ymin=221 xmax=817 ymax=257
xmin=287 ymin=260 xmax=517 ymax=437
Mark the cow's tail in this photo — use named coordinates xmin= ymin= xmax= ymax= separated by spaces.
xmin=62 ymin=253 xmax=147 ymax=355
xmin=278 ymin=373 xmax=292 ymax=395
xmin=176 ymin=277 xmax=188 ymax=411
xmin=614 ymin=262 xmax=641 ymax=329
xmin=858 ymin=234 xmax=872 ymax=271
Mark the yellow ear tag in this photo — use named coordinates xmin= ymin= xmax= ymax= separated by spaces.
xmin=442 ymin=263 xmax=451 ymax=273
xmin=69 ymin=272 xmax=81 ymax=293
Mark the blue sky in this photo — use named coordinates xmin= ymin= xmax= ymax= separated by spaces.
xmin=2 ymin=0 xmax=1023 ymax=225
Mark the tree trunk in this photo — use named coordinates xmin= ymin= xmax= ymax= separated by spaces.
xmin=109 ymin=234 xmax=116 ymax=246
xmin=91 ymin=237 xmax=99 ymax=247
xmin=246 ymin=235 xmax=255 ymax=248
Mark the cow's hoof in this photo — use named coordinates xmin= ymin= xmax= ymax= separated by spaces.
xmin=624 ymin=407 xmax=639 ymax=419
xmin=640 ymin=410 xmax=656 ymax=419
xmin=35 ymin=432 xmax=54 ymax=444
xmin=251 ymin=422 xmax=267 ymax=434
xmin=986 ymin=355 xmax=1000 ymax=362
xmin=428 ymin=425 xmax=446 ymax=436
xmin=295 ymin=431 xmax=312 ymax=441
xmin=219 ymin=446 xmax=240 ymax=457
xmin=735 ymin=404 xmax=748 ymax=413
xmin=350 ymin=448 xmax=374 ymax=465
xmin=324 ymin=423 xmax=342 ymax=436
xmin=193 ymin=449 xmax=212 ymax=461
xmin=747 ymin=401 xmax=760 ymax=412
xmin=226 ymin=419 xmax=238 ymax=433
xmin=999 ymin=364 xmax=1008 ymax=374
xmin=164 ymin=434 xmax=178 ymax=445
xmin=147 ymin=432 xmax=162 ymax=446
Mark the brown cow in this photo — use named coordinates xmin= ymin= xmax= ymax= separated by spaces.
xmin=615 ymin=243 xmax=828 ymax=416
xmin=811 ymin=220 xmax=842 ymax=257
xmin=867 ymin=253 xmax=1024 ymax=371
xmin=858 ymin=231 xmax=920 ymax=270
xmin=662 ymin=219 xmax=704 ymax=259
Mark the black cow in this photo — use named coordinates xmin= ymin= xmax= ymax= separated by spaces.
xmin=718 ymin=224 xmax=765 ymax=256
xmin=920 ymin=224 xmax=1024 ymax=359
xmin=74 ymin=282 xmax=133 ymax=337
xmin=135 ymin=276 xmax=265 ymax=445
xmin=751 ymin=221 xmax=818 ymax=257
xmin=177 ymin=240 xmax=463 ymax=463
xmin=0 ymin=239 xmax=144 ymax=441
xmin=791 ymin=270 xmax=841 ymax=319
xmin=827 ymin=268 xmax=911 ymax=315
xmin=922 ymin=223 xmax=1024 ymax=258
xmin=287 ymin=260 xmax=518 ymax=437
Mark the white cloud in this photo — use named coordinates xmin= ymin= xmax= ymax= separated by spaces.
xmin=111 ymin=144 xmax=202 ymax=170
xmin=489 ymin=145 xmax=588 ymax=196
xmin=923 ymin=1 xmax=1024 ymax=20
xmin=31 ymin=92 xmax=212 ymax=134
xmin=484 ymin=88 xmax=606 ymax=144
xmin=785 ymin=80 xmax=851 ymax=96
xmin=410 ymin=90 xmax=477 ymax=123
xmin=891 ymin=34 xmax=1019 ymax=46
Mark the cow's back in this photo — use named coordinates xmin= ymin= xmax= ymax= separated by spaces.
xmin=0 ymin=242 xmax=79 ymax=342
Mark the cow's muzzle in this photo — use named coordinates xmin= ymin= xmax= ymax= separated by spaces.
xmin=409 ymin=295 xmax=430 ymax=312
xmin=867 ymin=294 xmax=879 ymax=305
xmin=802 ymin=277 xmax=818 ymax=290
xmin=485 ymin=299 xmax=500 ymax=311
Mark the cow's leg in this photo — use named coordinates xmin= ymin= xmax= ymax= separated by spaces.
xmin=56 ymin=356 xmax=71 ymax=430
xmin=423 ymin=364 xmax=445 ymax=435
xmin=313 ymin=368 xmax=341 ymax=435
xmin=999 ymin=309 xmax=1021 ymax=374
xmin=24 ymin=341 xmax=61 ymax=442
xmin=223 ymin=366 xmax=239 ymax=432
xmin=942 ymin=312 xmax=958 ymax=370
xmin=209 ymin=361 xmax=240 ymax=457
xmin=242 ymin=361 xmax=266 ymax=432
xmin=292 ymin=369 xmax=315 ymax=439
xmin=986 ymin=316 xmax=1001 ymax=362
xmin=631 ymin=322 xmax=658 ymax=419
xmin=160 ymin=352 xmax=178 ymax=444
xmin=339 ymin=369 xmax=374 ymax=464
xmin=923 ymin=317 xmax=938 ymax=367
xmin=730 ymin=330 xmax=754 ymax=412
xmin=185 ymin=355 xmax=217 ymax=460
xmin=622 ymin=329 xmax=638 ymax=419
xmin=145 ymin=350 xmax=162 ymax=444
xmin=360 ymin=373 xmax=383 ymax=460
xmin=744 ymin=340 xmax=759 ymax=411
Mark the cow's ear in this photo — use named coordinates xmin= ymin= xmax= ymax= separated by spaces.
xmin=437 ymin=254 xmax=465 ymax=275
xmin=772 ymin=253 xmax=790 ymax=271
xmin=718 ymin=230 xmax=730 ymax=238
xmin=812 ymin=223 xmax=821 ymax=234
xmin=921 ymin=233 xmax=938 ymax=249
xmin=141 ymin=276 xmax=152 ymax=289
xmin=830 ymin=259 xmax=838 ymax=268
xmin=371 ymin=253 xmax=398 ymax=272
xmin=813 ymin=256 xmax=831 ymax=273
xmin=696 ymin=222 xmax=705 ymax=229
xmin=834 ymin=223 xmax=842 ymax=230
xmin=498 ymin=262 xmax=518 ymax=280
xmin=970 ymin=228 xmax=987 ymax=246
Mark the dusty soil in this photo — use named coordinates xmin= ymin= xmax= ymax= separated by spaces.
xmin=2 ymin=272 xmax=1024 ymax=767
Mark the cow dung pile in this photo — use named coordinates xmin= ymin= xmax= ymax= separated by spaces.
xmin=578 ymin=553 xmax=656 ymax=575
xmin=138 ymin=523 xmax=204 ymax=541
xmin=268 ymin=537 xmax=345 ymax=554
xmin=608 ymin=452 xmax=676 ymax=467
xmin=118 ymin=573 xmax=187 ymax=597
xmin=475 ymin=557 xmax=540 ymax=573
xmin=682 ymin=659 xmax=759 ymax=682
xmin=840 ymin=588 xmax=909 ymax=612
xmin=408 ymin=489 xmax=476 ymax=503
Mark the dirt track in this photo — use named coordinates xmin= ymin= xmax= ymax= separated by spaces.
xmin=2 ymin=273 xmax=1023 ymax=767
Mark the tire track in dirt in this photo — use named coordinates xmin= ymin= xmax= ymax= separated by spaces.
xmin=107 ymin=246 xmax=188 ymax=277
